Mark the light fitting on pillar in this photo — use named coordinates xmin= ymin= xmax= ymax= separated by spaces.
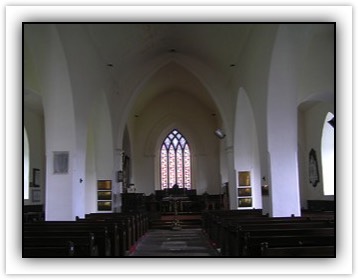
xmin=214 ymin=129 xmax=226 ymax=139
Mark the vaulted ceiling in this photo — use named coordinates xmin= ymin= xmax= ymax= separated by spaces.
xmin=25 ymin=24 xmax=257 ymax=120
xmin=84 ymin=23 xmax=255 ymax=116
xmin=85 ymin=23 xmax=254 ymax=78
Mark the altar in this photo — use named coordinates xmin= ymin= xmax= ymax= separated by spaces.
xmin=161 ymin=196 xmax=190 ymax=230
xmin=156 ymin=187 xmax=199 ymax=214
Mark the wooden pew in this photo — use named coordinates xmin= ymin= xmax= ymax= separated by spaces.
xmin=260 ymin=242 xmax=335 ymax=257
xmin=23 ymin=241 xmax=75 ymax=257
xmin=23 ymin=234 xmax=96 ymax=257
xmin=83 ymin=212 xmax=148 ymax=253
xmin=203 ymin=209 xmax=335 ymax=257
xmin=301 ymin=210 xmax=335 ymax=220
xmin=214 ymin=215 xmax=309 ymax=254
xmin=85 ymin=214 xmax=135 ymax=244
xmin=24 ymin=222 xmax=111 ymax=256
xmin=85 ymin=212 xmax=148 ymax=239
xmin=242 ymin=228 xmax=335 ymax=257
xmin=75 ymin=217 xmax=127 ymax=256
xmin=83 ymin=214 xmax=135 ymax=253
xmin=202 ymin=210 xmax=266 ymax=247
xmin=223 ymin=219 xmax=334 ymax=256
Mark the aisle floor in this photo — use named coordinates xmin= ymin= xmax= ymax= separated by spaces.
xmin=128 ymin=228 xmax=219 ymax=257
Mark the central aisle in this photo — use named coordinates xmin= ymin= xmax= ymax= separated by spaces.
xmin=128 ymin=228 xmax=220 ymax=257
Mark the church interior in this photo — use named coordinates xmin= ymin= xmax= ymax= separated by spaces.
xmin=23 ymin=23 xmax=335 ymax=257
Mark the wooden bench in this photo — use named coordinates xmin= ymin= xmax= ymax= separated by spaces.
xmin=75 ymin=217 xmax=129 ymax=256
xmin=23 ymin=234 xmax=96 ymax=257
xmin=23 ymin=241 xmax=75 ymax=257
xmin=85 ymin=212 xmax=148 ymax=239
xmin=202 ymin=210 xmax=266 ymax=247
xmin=24 ymin=222 xmax=111 ymax=256
xmin=260 ymin=242 xmax=335 ymax=257
xmin=242 ymin=228 xmax=335 ymax=257
xmin=218 ymin=216 xmax=313 ymax=253
xmin=82 ymin=214 xmax=135 ymax=253
xmin=212 ymin=215 xmax=310 ymax=254
xmin=223 ymin=219 xmax=334 ymax=256
xmin=203 ymin=209 xmax=335 ymax=257
xmin=83 ymin=212 xmax=148 ymax=253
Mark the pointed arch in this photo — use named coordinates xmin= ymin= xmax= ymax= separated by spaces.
xmin=160 ymin=129 xmax=192 ymax=189
xmin=321 ymin=112 xmax=335 ymax=196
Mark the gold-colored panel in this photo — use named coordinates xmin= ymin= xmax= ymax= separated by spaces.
xmin=97 ymin=180 xmax=112 ymax=190
xmin=238 ymin=187 xmax=252 ymax=197
xmin=97 ymin=201 xmax=112 ymax=211
xmin=238 ymin=171 xmax=250 ymax=186
xmin=97 ymin=191 xmax=112 ymax=200
xmin=238 ymin=197 xmax=252 ymax=207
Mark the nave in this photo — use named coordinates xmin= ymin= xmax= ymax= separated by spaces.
xmin=23 ymin=208 xmax=335 ymax=258
xmin=128 ymin=228 xmax=219 ymax=257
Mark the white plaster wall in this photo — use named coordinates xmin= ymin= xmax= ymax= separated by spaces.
xmin=25 ymin=25 xmax=77 ymax=220
xmin=25 ymin=24 xmax=118 ymax=219
xmin=300 ymin=102 xmax=335 ymax=205
xmin=234 ymin=88 xmax=262 ymax=209
xmin=267 ymin=25 xmax=304 ymax=217
xmin=231 ymin=25 xmax=278 ymax=213
xmin=296 ymin=25 xmax=335 ymax=208
xmin=24 ymin=108 xmax=45 ymax=205
xmin=219 ymin=140 xmax=228 ymax=183
xmin=297 ymin=112 xmax=309 ymax=210
xmin=298 ymin=25 xmax=335 ymax=104
xmin=235 ymin=24 xmax=278 ymax=187
xmin=57 ymin=25 xmax=116 ymax=218
xmin=92 ymin=92 xmax=114 ymax=180
xmin=85 ymin=122 xmax=97 ymax=214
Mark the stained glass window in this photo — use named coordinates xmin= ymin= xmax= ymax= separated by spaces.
xmin=160 ymin=129 xmax=191 ymax=189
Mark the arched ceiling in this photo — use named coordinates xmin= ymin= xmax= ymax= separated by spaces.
xmin=130 ymin=62 xmax=218 ymax=116
xmin=84 ymin=23 xmax=254 ymax=119
xmin=85 ymin=23 xmax=254 ymax=76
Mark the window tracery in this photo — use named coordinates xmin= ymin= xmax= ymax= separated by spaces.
xmin=160 ymin=129 xmax=191 ymax=189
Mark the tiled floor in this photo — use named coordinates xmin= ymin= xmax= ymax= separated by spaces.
xmin=128 ymin=228 xmax=219 ymax=257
